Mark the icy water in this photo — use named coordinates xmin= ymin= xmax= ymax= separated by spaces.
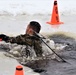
xmin=0 ymin=51 xmax=40 ymax=75
xmin=0 ymin=14 xmax=76 ymax=75
xmin=40 ymin=34 xmax=76 ymax=75
xmin=0 ymin=33 xmax=76 ymax=75
xmin=0 ymin=0 xmax=76 ymax=75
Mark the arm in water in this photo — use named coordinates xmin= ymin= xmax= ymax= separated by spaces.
xmin=0 ymin=34 xmax=33 ymax=45
xmin=0 ymin=34 xmax=43 ymax=57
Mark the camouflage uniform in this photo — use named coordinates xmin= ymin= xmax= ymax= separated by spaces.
xmin=8 ymin=34 xmax=43 ymax=57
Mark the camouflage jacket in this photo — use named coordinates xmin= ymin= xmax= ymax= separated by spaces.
xmin=9 ymin=34 xmax=43 ymax=57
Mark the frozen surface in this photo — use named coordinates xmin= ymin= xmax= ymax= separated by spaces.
xmin=0 ymin=0 xmax=76 ymax=75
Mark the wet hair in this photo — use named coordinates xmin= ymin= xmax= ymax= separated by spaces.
xmin=29 ymin=21 xmax=41 ymax=33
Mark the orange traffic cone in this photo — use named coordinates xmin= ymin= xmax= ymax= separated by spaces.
xmin=15 ymin=65 xmax=24 ymax=75
xmin=47 ymin=0 xmax=63 ymax=26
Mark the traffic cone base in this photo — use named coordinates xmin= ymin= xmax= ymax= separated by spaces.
xmin=47 ymin=21 xmax=64 ymax=25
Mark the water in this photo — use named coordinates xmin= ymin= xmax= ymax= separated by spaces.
xmin=0 ymin=34 xmax=76 ymax=75
xmin=0 ymin=0 xmax=76 ymax=75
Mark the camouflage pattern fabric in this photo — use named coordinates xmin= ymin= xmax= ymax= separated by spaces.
xmin=9 ymin=34 xmax=43 ymax=57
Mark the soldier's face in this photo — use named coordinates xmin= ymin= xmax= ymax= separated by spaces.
xmin=26 ymin=25 xmax=34 ymax=35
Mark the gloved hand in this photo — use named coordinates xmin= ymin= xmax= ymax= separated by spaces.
xmin=0 ymin=34 xmax=10 ymax=42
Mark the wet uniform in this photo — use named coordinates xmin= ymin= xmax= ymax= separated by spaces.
xmin=8 ymin=34 xmax=43 ymax=57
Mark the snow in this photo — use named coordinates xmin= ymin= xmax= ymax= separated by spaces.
xmin=0 ymin=0 xmax=76 ymax=75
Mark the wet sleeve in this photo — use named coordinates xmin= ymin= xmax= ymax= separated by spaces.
xmin=9 ymin=35 xmax=27 ymax=45
xmin=9 ymin=35 xmax=33 ymax=45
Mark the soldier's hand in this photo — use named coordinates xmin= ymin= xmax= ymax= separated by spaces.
xmin=0 ymin=34 xmax=10 ymax=42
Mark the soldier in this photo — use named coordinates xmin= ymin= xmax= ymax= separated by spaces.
xmin=0 ymin=21 xmax=43 ymax=57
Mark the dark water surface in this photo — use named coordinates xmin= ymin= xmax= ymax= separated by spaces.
xmin=40 ymin=34 xmax=76 ymax=75
xmin=1 ymin=33 xmax=76 ymax=75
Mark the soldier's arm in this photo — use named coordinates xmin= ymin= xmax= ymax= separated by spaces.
xmin=0 ymin=34 xmax=26 ymax=45
xmin=9 ymin=35 xmax=27 ymax=45
xmin=9 ymin=34 xmax=34 ymax=46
